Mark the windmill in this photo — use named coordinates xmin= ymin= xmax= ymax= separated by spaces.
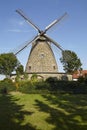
xmin=14 ymin=9 xmax=68 ymax=77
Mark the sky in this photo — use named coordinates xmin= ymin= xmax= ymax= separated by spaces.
xmin=0 ymin=0 xmax=87 ymax=79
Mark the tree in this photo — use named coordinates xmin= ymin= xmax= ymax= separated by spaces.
xmin=0 ymin=53 xmax=19 ymax=78
xmin=15 ymin=65 xmax=24 ymax=82
xmin=60 ymin=50 xmax=82 ymax=74
xmin=16 ymin=64 xmax=24 ymax=75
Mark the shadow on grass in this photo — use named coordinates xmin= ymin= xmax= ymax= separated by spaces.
xmin=35 ymin=94 xmax=87 ymax=130
xmin=0 ymin=94 xmax=36 ymax=130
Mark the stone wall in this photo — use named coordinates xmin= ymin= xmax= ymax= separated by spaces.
xmin=27 ymin=72 xmax=72 ymax=81
xmin=11 ymin=72 xmax=72 ymax=82
xmin=25 ymin=38 xmax=58 ymax=73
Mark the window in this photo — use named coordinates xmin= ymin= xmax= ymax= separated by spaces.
xmin=29 ymin=66 xmax=31 ymax=70
xmin=53 ymin=65 xmax=55 ymax=70
xmin=40 ymin=53 xmax=44 ymax=58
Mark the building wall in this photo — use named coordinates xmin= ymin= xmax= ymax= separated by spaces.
xmin=27 ymin=73 xmax=72 ymax=81
xmin=11 ymin=73 xmax=72 ymax=82
xmin=25 ymin=38 xmax=58 ymax=73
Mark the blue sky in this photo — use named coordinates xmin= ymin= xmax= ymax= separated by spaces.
xmin=0 ymin=0 xmax=87 ymax=79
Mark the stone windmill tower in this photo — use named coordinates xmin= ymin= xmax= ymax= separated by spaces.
xmin=14 ymin=9 xmax=68 ymax=79
xmin=25 ymin=37 xmax=58 ymax=73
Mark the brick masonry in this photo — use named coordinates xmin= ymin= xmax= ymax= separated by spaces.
xmin=11 ymin=37 xmax=72 ymax=81
xmin=25 ymin=37 xmax=58 ymax=73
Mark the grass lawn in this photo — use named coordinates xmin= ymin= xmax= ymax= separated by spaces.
xmin=0 ymin=92 xmax=87 ymax=130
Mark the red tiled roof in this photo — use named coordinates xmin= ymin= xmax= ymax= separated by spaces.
xmin=72 ymin=70 xmax=87 ymax=79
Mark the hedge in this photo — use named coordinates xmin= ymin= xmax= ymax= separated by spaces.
xmin=0 ymin=78 xmax=16 ymax=94
xmin=0 ymin=77 xmax=87 ymax=94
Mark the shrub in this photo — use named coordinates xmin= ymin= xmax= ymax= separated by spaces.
xmin=1 ymin=77 xmax=86 ymax=94
xmin=18 ymin=80 xmax=36 ymax=93
xmin=35 ymin=81 xmax=50 ymax=90
xmin=84 ymin=76 xmax=87 ymax=84
xmin=78 ymin=76 xmax=84 ymax=82
xmin=45 ymin=79 xmax=87 ymax=94
xmin=17 ymin=80 xmax=50 ymax=94
xmin=0 ymin=78 xmax=16 ymax=94
xmin=46 ymin=77 xmax=58 ymax=83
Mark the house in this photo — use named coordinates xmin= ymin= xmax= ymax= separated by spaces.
xmin=72 ymin=70 xmax=87 ymax=81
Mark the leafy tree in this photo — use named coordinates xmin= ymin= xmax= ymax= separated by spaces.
xmin=16 ymin=64 xmax=24 ymax=75
xmin=16 ymin=64 xmax=24 ymax=82
xmin=60 ymin=50 xmax=82 ymax=74
xmin=0 ymin=53 xmax=19 ymax=78
xmin=24 ymin=72 xmax=28 ymax=80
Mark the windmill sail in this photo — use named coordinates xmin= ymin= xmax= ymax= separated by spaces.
xmin=15 ymin=9 xmax=70 ymax=75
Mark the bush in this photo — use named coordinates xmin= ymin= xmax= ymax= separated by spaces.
xmin=45 ymin=77 xmax=58 ymax=91
xmin=1 ymin=77 xmax=86 ymax=94
xmin=84 ymin=76 xmax=87 ymax=84
xmin=78 ymin=76 xmax=84 ymax=82
xmin=46 ymin=77 xmax=58 ymax=83
xmin=35 ymin=81 xmax=50 ymax=90
xmin=0 ymin=78 xmax=16 ymax=94
xmin=17 ymin=80 xmax=50 ymax=94
xmin=18 ymin=81 xmax=36 ymax=93
xmin=45 ymin=78 xmax=87 ymax=94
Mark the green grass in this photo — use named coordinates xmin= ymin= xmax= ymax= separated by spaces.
xmin=0 ymin=92 xmax=87 ymax=130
